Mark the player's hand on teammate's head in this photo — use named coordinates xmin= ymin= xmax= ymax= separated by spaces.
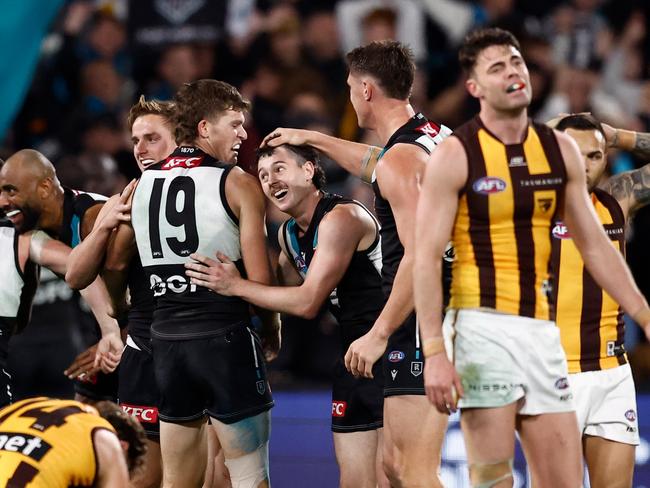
xmin=64 ymin=343 xmax=101 ymax=380
xmin=185 ymin=251 xmax=242 ymax=295
xmin=260 ymin=127 xmax=310 ymax=148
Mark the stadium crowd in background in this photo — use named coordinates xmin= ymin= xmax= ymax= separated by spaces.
xmin=2 ymin=0 xmax=650 ymax=403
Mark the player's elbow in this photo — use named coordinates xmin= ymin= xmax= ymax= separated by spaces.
xmin=65 ymin=268 xmax=93 ymax=290
xmin=296 ymin=295 xmax=322 ymax=320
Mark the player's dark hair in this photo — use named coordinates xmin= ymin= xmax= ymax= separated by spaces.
xmin=127 ymin=95 xmax=175 ymax=132
xmin=346 ymin=40 xmax=415 ymax=100
xmin=555 ymin=114 xmax=606 ymax=140
xmin=95 ymin=401 xmax=147 ymax=476
xmin=173 ymin=79 xmax=251 ymax=145
xmin=459 ymin=27 xmax=521 ymax=74
xmin=257 ymin=144 xmax=326 ymax=190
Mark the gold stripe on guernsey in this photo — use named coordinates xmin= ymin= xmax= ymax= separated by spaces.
xmin=478 ymin=129 xmax=519 ymax=314
xmin=523 ymin=130 xmax=555 ymax=319
xmin=522 ymin=128 xmax=551 ymax=174
xmin=557 ymin=238 xmax=584 ymax=373
xmin=593 ymin=198 xmax=622 ymax=370
xmin=451 ymin=194 xmax=480 ymax=305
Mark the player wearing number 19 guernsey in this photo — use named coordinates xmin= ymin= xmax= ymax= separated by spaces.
xmin=130 ymin=79 xmax=278 ymax=487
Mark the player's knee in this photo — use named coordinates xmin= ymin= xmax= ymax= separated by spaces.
xmin=223 ymin=442 xmax=269 ymax=488
xmin=469 ymin=459 xmax=514 ymax=488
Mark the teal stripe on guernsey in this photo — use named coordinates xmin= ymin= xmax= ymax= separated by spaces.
xmin=70 ymin=214 xmax=81 ymax=248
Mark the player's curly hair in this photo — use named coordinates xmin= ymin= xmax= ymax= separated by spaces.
xmin=459 ymin=27 xmax=521 ymax=74
xmin=95 ymin=401 xmax=147 ymax=476
xmin=126 ymin=95 xmax=175 ymax=132
xmin=173 ymin=79 xmax=251 ymax=145
xmin=257 ymin=144 xmax=327 ymax=190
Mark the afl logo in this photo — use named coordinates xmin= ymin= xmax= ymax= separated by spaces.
xmin=388 ymin=351 xmax=405 ymax=363
xmin=625 ymin=409 xmax=636 ymax=422
xmin=473 ymin=177 xmax=506 ymax=195
xmin=554 ymin=377 xmax=569 ymax=390
xmin=552 ymin=222 xmax=571 ymax=239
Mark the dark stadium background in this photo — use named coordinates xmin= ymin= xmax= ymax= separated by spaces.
xmin=0 ymin=0 xmax=649 ymax=485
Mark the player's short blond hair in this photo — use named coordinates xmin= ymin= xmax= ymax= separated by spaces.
xmin=126 ymin=95 xmax=175 ymax=132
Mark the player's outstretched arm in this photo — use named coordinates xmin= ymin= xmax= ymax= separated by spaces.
xmin=262 ymin=128 xmax=380 ymax=182
xmin=414 ymin=137 xmax=466 ymax=414
xmin=25 ymin=230 xmax=71 ymax=276
xmin=66 ymin=180 xmax=136 ymax=290
xmin=558 ymin=131 xmax=650 ymax=333
xmin=187 ymin=205 xmax=369 ymax=318
xmin=94 ymin=428 xmax=130 ymax=488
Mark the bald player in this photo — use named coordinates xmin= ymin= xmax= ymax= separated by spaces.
xmin=0 ymin=150 xmax=123 ymax=389
xmin=0 ymin=397 xmax=146 ymax=487
xmin=0 ymin=160 xmax=74 ymax=406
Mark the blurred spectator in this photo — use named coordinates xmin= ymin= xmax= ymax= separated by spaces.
xmin=147 ymin=44 xmax=200 ymax=100
xmin=336 ymin=0 xmax=427 ymax=61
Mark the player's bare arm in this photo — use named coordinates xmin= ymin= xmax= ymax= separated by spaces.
xmin=262 ymin=128 xmax=381 ymax=182
xmin=226 ymin=167 xmax=281 ymax=360
xmin=66 ymin=180 xmax=136 ymax=290
xmin=602 ymin=163 xmax=650 ymax=217
xmin=93 ymin=428 xmax=131 ymax=487
xmin=414 ymin=137 xmax=467 ymax=414
xmin=26 ymin=230 xmax=71 ymax=276
xmin=276 ymin=244 xmax=302 ymax=287
xmin=344 ymin=144 xmax=424 ymax=378
xmin=557 ymin=130 xmax=650 ymax=334
xmin=187 ymin=204 xmax=371 ymax=318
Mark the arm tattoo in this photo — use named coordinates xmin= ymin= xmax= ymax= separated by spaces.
xmin=607 ymin=164 xmax=650 ymax=212
xmin=630 ymin=164 xmax=650 ymax=210
xmin=633 ymin=132 xmax=650 ymax=160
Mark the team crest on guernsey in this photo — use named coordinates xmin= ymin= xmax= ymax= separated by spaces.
xmin=256 ymin=380 xmax=266 ymax=395
xmin=472 ymin=177 xmax=506 ymax=195
xmin=411 ymin=361 xmax=423 ymax=377
xmin=293 ymin=252 xmax=308 ymax=274
xmin=552 ymin=222 xmax=571 ymax=239
xmin=625 ymin=409 xmax=636 ymax=422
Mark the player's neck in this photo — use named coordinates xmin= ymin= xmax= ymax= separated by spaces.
xmin=479 ymin=105 xmax=529 ymax=145
xmin=291 ymin=189 xmax=322 ymax=232
xmin=38 ymin=190 xmax=65 ymax=235
xmin=373 ymin=101 xmax=415 ymax=145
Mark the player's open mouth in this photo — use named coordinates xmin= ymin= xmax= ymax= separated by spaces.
xmin=273 ymin=189 xmax=288 ymax=200
xmin=5 ymin=209 xmax=20 ymax=218
xmin=506 ymin=82 xmax=526 ymax=93
xmin=140 ymin=159 xmax=155 ymax=167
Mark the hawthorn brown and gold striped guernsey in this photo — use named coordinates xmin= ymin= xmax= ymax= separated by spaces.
xmin=550 ymin=188 xmax=627 ymax=373
xmin=450 ymin=116 xmax=566 ymax=319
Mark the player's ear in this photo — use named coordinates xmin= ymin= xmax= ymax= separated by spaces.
xmin=198 ymin=119 xmax=209 ymax=139
xmin=303 ymin=161 xmax=315 ymax=182
xmin=362 ymin=80 xmax=372 ymax=101
xmin=119 ymin=439 xmax=129 ymax=454
xmin=38 ymin=177 xmax=53 ymax=199
xmin=466 ymin=77 xmax=480 ymax=99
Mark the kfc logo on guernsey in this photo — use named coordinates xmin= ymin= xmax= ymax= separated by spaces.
xmin=473 ymin=177 xmax=506 ymax=195
xmin=162 ymin=155 xmax=204 ymax=170
xmin=121 ymin=404 xmax=159 ymax=424
xmin=552 ymin=222 xmax=571 ymax=239
xmin=415 ymin=121 xmax=440 ymax=137
xmin=332 ymin=401 xmax=347 ymax=418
